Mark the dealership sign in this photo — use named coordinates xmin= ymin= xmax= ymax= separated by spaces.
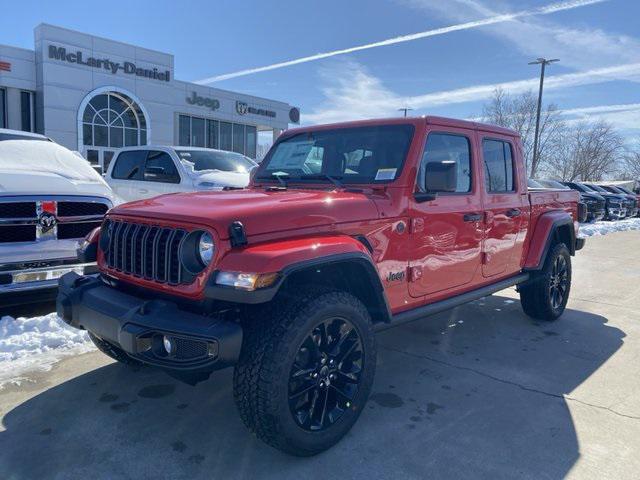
xmin=186 ymin=91 xmax=220 ymax=110
xmin=48 ymin=45 xmax=170 ymax=82
xmin=236 ymin=101 xmax=276 ymax=118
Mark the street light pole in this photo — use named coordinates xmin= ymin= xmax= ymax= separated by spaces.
xmin=398 ymin=107 xmax=413 ymax=117
xmin=528 ymin=57 xmax=559 ymax=176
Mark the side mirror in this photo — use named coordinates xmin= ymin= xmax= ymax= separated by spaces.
xmin=424 ymin=160 xmax=457 ymax=193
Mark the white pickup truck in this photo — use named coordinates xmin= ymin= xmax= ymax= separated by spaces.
xmin=0 ymin=129 xmax=117 ymax=305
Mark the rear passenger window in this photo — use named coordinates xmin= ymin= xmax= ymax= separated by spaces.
xmin=144 ymin=151 xmax=180 ymax=183
xmin=418 ymin=133 xmax=472 ymax=193
xmin=111 ymin=151 xmax=147 ymax=180
xmin=483 ymin=139 xmax=514 ymax=192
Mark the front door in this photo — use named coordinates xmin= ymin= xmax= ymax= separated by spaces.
xmin=409 ymin=130 xmax=483 ymax=298
xmin=479 ymin=137 xmax=526 ymax=277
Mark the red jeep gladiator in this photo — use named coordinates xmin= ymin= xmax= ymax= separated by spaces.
xmin=58 ymin=117 xmax=584 ymax=456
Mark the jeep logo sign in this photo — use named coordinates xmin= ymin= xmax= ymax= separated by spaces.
xmin=186 ymin=91 xmax=220 ymax=110
xmin=48 ymin=45 xmax=170 ymax=82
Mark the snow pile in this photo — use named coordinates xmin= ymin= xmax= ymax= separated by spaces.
xmin=0 ymin=313 xmax=95 ymax=387
xmin=578 ymin=218 xmax=640 ymax=238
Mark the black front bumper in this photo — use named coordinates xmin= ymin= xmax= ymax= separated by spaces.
xmin=57 ymin=272 xmax=242 ymax=378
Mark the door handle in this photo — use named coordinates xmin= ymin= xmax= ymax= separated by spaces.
xmin=505 ymin=208 xmax=521 ymax=218
xmin=139 ymin=189 xmax=148 ymax=193
xmin=463 ymin=213 xmax=483 ymax=222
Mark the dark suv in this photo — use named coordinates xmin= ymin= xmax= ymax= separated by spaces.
xmin=562 ymin=182 xmax=606 ymax=222
xmin=601 ymin=185 xmax=638 ymax=217
xmin=584 ymin=184 xmax=630 ymax=219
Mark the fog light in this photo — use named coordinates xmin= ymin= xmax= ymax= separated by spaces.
xmin=163 ymin=335 xmax=174 ymax=355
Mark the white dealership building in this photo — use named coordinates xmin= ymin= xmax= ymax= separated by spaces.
xmin=0 ymin=24 xmax=299 ymax=169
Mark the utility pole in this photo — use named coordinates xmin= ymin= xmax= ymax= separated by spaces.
xmin=528 ymin=58 xmax=559 ymax=177
xmin=398 ymin=107 xmax=413 ymax=117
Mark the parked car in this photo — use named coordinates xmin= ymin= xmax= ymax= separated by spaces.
xmin=536 ymin=179 xmax=570 ymax=190
xmin=59 ymin=116 xmax=584 ymax=456
xmin=0 ymin=132 xmax=117 ymax=305
xmin=562 ymin=182 xmax=606 ymax=222
xmin=584 ymin=183 xmax=630 ymax=219
xmin=105 ymin=146 xmax=258 ymax=202
xmin=614 ymin=185 xmax=640 ymax=216
xmin=601 ymin=185 xmax=638 ymax=217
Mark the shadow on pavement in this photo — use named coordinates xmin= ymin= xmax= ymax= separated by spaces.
xmin=0 ymin=295 xmax=625 ymax=480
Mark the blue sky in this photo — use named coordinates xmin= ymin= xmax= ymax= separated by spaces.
xmin=2 ymin=0 xmax=640 ymax=144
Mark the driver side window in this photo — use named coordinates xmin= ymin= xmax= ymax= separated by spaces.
xmin=418 ymin=133 xmax=472 ymax=193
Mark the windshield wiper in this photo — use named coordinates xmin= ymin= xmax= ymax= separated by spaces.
xmin=301 ymin=174 xmax=344 ymax=189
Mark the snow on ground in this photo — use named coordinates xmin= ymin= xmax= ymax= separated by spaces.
xmin=0 ymin=313 xmax=95 ymax=388
xmin=579 ymin=217 xmax=640 ymax=238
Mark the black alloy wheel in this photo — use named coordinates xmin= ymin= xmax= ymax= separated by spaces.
xmin=288 ymin=317 xmax=363 ymax=432
xmin=549 ymin=255 xmax=569 ymax=310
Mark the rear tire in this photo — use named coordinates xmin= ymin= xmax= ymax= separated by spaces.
xmin=88 ymin=332 xmax=142 ymax=366
xmin=520 ymin=243 xmax=572 ymax=321
xmin=233 ymin=290 xmax=376 ymax=456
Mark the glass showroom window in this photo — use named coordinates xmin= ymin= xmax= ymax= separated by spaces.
xmin=0 ymin=89 xmax=6 ymax=129
xmin=177 ymin=114 xmax=257 ymax=158
xmin=20 ymin=91 xmax=35 ymax=132
xmin=82 ymin=92 xmax=147 ymax=148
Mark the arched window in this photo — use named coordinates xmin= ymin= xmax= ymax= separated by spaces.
xmin=81 ymin=91 xmax=147 ymax=148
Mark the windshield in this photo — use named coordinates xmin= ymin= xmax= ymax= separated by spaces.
xmin=177 ymin=150 xmax=256 ymax=173
xmin=587 ymin=184 xmax=608 ymax=193
xmin=257 ymin=124 xmax=415 ymax=184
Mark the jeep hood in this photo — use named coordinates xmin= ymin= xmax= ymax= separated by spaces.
xmin=111 ymin=189 xmax=379 ymax=239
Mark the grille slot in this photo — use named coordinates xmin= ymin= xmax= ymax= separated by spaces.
xmin=58 ymin=221 xmax=102 ymax=240
xmin=57 ymin=202 xmax=109 ymax=217
xmin=0 ymin=202 xmax=36 ymax=219
xmin=105 ymin=221 xmax=190 ymax=285
xmin=0 ymin=225 xmax=36 ymax=243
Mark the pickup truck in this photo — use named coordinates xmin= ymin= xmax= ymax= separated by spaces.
xmin=0 ymin=130 xmax=116 ymax=305
xmin=57 ymin=116 xmax=583 ymax=456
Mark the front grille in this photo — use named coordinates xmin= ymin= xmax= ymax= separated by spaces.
xmin=58 ymin=221 xmax=102 ymax=240
xmin=173 ymin=337 xmax=208 ymax=360
xmin=0 ymin=202 xmax=36 ymax=219
xmin=0 ymin=225 xmax=36 ymax=243
xmin=105 ymin=220 xmax=189 ymax=285
xmin=58 ymin=202 xmax=109 ymax=217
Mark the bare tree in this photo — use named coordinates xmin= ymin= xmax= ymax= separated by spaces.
xmin=482 ymin=88 xmax=562 ymax=177
xmin=546 ymin=120 xmax=623 ymax=181
xmin=620 ymin=149 xmax=640 ymax=180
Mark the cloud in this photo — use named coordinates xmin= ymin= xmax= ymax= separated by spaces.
xmin=304 ymin=60 xmax=640 ymax=124
xmin=195 ymin=0 xmax=607 ymax=84
xmin=560 ymin=103 xmax=640 ymax=131
xmin=406 ymin=0 xmax=640 ymax=70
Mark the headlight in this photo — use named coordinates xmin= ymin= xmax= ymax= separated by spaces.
xmin=180 ymin=230 xmax=215 ymax=274
xmin=198 ymin=232 xmax=214 ymax=266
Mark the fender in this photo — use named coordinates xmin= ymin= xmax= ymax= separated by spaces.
xmin=523 ymin=211 xmax=576 ymax=270
xmin=205 ymin=235 xmax=392 ymax=323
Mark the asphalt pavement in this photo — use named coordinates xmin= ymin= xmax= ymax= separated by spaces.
xmin=1 ymin=231 xmax=639 ymax=479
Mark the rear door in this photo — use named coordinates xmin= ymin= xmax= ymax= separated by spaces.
xmin=107 ymin=150 xmax=147 ymax=202
xmin=408 ymin=128 xmax=483 ymax=297
xmin=480 ymin=136 xmax=528 ymax=277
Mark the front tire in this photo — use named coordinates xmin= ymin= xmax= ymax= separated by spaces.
xmin=233 ymin=290 xmax=376 ymax=456
xmin=520 ymin=243 xmax=572 ymax=321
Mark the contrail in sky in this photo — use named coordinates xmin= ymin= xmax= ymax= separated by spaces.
xmin=195 ymin=0 xmax=608 ymax=84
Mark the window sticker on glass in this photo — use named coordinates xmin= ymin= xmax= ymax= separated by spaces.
xmin=374 ymin=168 xmax=397 ymax=181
